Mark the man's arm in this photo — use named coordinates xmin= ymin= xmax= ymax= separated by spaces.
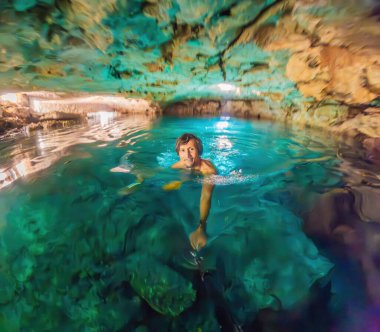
xmin=190 ymin=161 xmax=217 ymax=250
xmin=199 ymin=182 xmax=215 ymax=228
xmin=199 ymin=160 xmax=217 ymax=226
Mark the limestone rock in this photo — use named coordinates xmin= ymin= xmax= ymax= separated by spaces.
xmin=0 ymin=0 xmax=373 ymax=107
xmin=166 ymin=99 xmax=277 ymax=119
xmin=286 ymin=47 xmax=325 ymax=83
xmin=0 ymin=94 xmax=160 ymax=135
xmin=331 ymin=111 xmax=380 ymax=138
xmin=312 ymin=104 xmax=349 ymax=126
xmin=367 ymin=65 xmax=380 ymax=94
xmin=0 ymin=0 xmax=379 ymax=137
xmin=29 ymin=95 xmax=159 ymax=114
xmin=363 ymin=137 xmax=380 ymax=164
xmin=287 ymin=46 xmax=378 ymax=104
xmin=40 ymin=111 xmax=84 ymax=121
xmin=265 ymin=33 xmax=311 ymax=53
xmin=297 ymin=81 xmax=328 ymax=101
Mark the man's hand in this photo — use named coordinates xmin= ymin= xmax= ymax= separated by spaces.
xmin=189 ymin=224 xmax=207 ymax=251
xmin=162 ymin=180 xmax=182 ymax=191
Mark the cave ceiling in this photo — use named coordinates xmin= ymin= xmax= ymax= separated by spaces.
xmin=0 ymin=0 xmax=379 ymax=107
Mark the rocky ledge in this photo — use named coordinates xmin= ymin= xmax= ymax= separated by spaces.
xmin=165 ymin=99 xmax=380 ymax=138
xmin=165 ymin=99 xmax=380 ymax=163
xmin=1 ymin=92 xmax=379 ymax=161
xmin=0 ymin=92 xmax=160 ymax=136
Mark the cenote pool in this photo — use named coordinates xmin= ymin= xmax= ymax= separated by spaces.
xmin=0 ymin=115 xmax=379 ymax=331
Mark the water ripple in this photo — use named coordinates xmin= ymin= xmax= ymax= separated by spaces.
xmin=0 ymin=114 xmax=157 ymax=190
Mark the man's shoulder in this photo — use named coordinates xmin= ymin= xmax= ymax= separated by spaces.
xmin=201 ymin=159 xmax=217 ymax=175
xmin=171 ymin=161 xmax=183 ymax=169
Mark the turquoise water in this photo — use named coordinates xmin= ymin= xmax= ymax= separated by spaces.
xmin=0 ymin=115 xmax=379 ymax=331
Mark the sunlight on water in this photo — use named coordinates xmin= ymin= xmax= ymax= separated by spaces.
xmin=0 ymin=115 xmax=379 ymax=331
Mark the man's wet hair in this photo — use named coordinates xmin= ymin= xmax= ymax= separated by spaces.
xmin=175 ymin=133 xmax=203 ymax=155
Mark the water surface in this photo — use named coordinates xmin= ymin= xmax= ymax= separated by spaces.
xmin=0 ymin=115 xmax=379 ymax=331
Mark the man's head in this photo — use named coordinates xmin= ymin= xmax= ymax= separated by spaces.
xmin=175 ymin=133 xmax=203 ymax=168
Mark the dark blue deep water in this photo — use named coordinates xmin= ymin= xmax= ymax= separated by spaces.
xmin=0 ymin=114 xmax=379 ymax=331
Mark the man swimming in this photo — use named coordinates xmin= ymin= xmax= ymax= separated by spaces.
xmin=171 ymin=133 xmax=217 ymax=251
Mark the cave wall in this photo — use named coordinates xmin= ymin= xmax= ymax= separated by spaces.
xmin=0 ymin=0 xmax=379 ymax=138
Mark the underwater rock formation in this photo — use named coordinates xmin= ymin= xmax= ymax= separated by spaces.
xmin=0 ymin=272 xmax=16 ymax=304
xmin=0 ymin=128 xmax=341 ymax=329
xmin=126 ymin=253 xmax=196 ymax=317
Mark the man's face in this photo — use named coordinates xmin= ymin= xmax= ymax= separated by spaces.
xmin=178 ymin=139 xmax=200 ymax=168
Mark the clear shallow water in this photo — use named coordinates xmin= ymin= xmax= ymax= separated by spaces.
xmin=0 ymin=115 xmax=379 ymax=331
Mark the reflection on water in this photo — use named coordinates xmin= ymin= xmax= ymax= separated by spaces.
xmin=0 ymin=116 xmax=379 ymax=331
xmin=0 ymin=113 xmax=157 ymax=189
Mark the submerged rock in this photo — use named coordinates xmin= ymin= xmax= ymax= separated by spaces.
xmin=0 ymin=272 xmax=16 ymax=304
xmin=11 ymin=250 xmax=36 ymax=282
xmin=0 ymin=305 xmax=20 ymax=332
xmin=125 ymin=253 xmax=196 ymax=317
xmin=200 ymin=199 xmax=334 ymax=323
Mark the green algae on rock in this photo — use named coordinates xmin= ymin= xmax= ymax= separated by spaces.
xmin=126 ymin=253 xmax=196 ymax=317
xmin=0 ymin=272 xmax=16 ymax=304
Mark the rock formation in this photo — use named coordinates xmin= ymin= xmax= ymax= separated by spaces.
xmin=0 ymin=0 xmax=378 ymax=138
xmin=0 ymin=92 xmax=159 ymax=136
